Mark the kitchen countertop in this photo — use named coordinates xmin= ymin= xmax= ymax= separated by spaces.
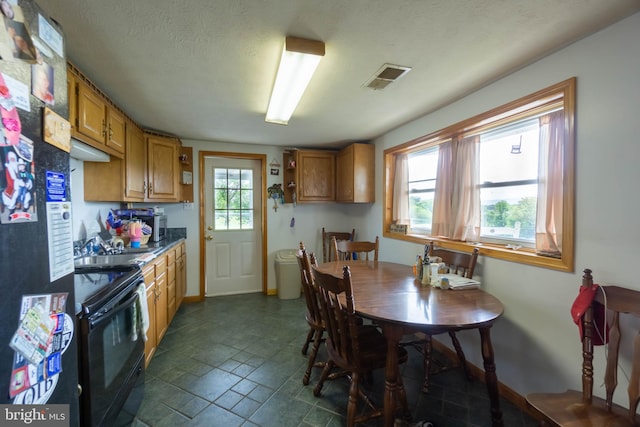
xmin=74 ymin=233 xmax=186 ymax=269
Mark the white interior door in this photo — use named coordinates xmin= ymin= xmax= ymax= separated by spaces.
xmin=204 ymin=157 xmax=262 ymax=296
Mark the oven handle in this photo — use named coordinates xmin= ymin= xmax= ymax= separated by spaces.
xmin=89 ymin=290 xmax=140 ymax=329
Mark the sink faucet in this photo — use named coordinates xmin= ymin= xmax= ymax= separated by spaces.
xmin=81 ymin=235 xmax=115 ymax=255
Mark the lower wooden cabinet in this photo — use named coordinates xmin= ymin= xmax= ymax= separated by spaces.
xmin=143 ymin=241 xmax=187 ymax=367
xmin=143 ymin=264 xmax=157 ymax=367
xmin=176 ymin=242 xmax=186 ymax=308
xmin=167 ymin=247 xmax=177 ymax=323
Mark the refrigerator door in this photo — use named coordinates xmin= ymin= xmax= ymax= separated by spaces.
xmin=0 ymin=0 xmax=78 ymax=425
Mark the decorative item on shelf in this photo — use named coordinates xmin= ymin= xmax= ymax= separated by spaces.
xmin=389 ymin=223 xmax=407 ymax=234
xmin=287 ymin=159 xmax=296 ymax=169
xmin=179 ymin=153 xmax=189 ymax=164
xmin=287 ymin=181 xmax=295 ymax=188
xmin=267 ymin=183 xmax=284 ymax=212
xmin=269 ymin=158 xmax=281 ymax=168
xmin=269 ymin=158 xmax=281 ymax=176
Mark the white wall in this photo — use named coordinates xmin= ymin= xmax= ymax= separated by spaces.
xmin=69 ymin=158 xmax=119 ymax=241
xmin=371 ymin=12 xmax=640 ymax=400
xmin=157 ymin=140 xmax=377 ymax=298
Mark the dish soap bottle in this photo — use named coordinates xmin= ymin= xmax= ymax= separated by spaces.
xmin=421 ymin=244 xmax=431 ymax=286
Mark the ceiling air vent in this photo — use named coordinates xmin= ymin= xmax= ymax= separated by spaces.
xmin=363 ymin=63 xmax=411 ymax=90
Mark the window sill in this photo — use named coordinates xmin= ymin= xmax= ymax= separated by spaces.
xmin=383 ymin=231 xmax=573 ymax=272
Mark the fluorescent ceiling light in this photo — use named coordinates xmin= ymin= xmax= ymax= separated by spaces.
xmin=265 ymin=36 xmax=325 ymax=125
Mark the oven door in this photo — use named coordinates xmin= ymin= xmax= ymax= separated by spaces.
xmin=80 ymin=290 xmax=145 ymax=427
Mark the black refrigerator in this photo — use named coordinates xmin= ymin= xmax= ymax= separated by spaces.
xmin=0 ymin=0 xmax=78 ymax=425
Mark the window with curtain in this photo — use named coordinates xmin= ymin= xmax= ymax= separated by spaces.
xmin=384 ymin=78 xmax=575 ymax=271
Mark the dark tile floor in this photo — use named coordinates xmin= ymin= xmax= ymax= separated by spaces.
xmin=133 ymin=293 xmax=538 ymax=427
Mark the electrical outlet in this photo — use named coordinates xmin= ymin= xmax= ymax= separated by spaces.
xmin=183 ymin=202 xmax=194 ymax=210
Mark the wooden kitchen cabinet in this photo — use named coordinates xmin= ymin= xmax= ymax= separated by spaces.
xmin=143 ymin=255 xmax=168 ymax=368
xmin=179 ymin=146 xmax=194 ymax=202
xmin=83 ymin=120 xmax=147 ymax=202
xmin=67 ymin=64 xmax=125 ymax=158
xmin=67 ymin=72 xmax=77 ymax=135
xmin=123 ymin=122 xmax=147 ymax=200
xmin=154 ymin=256 xmax=168 ymax=344
xmin=166 ymin=248 xmax=177 ymax=323
xmin=176 ymin=242 xmax=186 ymax=309
xmin=84 ymin=127 xmax=183 ymax=203
xmin=336 ymin=143 xmax=375 ymax=203
xmin=146 ymin=133 xmax=180 ymax=201
xmin=142 ymin=264 xmax=157 ymax=367
xmin=142 ymin=241 xmax=185 ymax=368
xmin=283 ymin=150 xmax=336 ymax=203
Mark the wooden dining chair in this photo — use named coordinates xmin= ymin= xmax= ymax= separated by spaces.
xmin=407 ymin=242 xmax=479 ymax=393
xmin=321 ymin=227 xmax=355 ymax=262
xmin=310 ymin=264 xmax=410 ymax=427
xmin=526 ymin=268 xmax=640 ymax=426
xmin=332 ymin=235 xmax=379 ymax=261
xmin=296 ymin=242 xmax=325 ymax=385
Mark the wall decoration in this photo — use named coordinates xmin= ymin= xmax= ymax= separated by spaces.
xmin=267 ymin=183 xmax=284 ymax=212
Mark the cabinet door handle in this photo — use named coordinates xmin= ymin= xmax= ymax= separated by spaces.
xmin=101 ymin=119 xmax=106 ymax=137
xmin=108 ymin=125 xmax=113 ymax=139
xmin=149 ymin=183 xmax=153 ymax=194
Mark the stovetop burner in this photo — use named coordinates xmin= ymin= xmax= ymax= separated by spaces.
xmin=74 ymin=265 xmax=142 ymax=317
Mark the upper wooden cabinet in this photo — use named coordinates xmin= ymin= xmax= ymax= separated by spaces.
xmin=83 ymin=121 xmax=148 ymax=202
xmin=68 ymin=64 xmax=125 ymax=158
xmin=284 ymin=150 xmax=336 ymax=203
xmin=146 ymin=133 xmax=180 ymax=201
xmin=336 ymin=143 xmax=375 ymax=203
xmin=124 ymin=122 xmax=147 ymax=200
xmin=283 ymin=145 xmax=375 ymax=204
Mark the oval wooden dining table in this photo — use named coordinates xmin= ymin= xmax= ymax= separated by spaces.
xmin=314 ymin=260 xmax=505 ymax=427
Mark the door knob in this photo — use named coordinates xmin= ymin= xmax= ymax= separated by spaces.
xmin=207 ymin=225 xmax=213 ymax=230
xmin=205 ymin=235 xmax=213 ymax=241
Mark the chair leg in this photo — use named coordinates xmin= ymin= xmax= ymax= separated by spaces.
xmin=448 ymin=331 xmax=473 ymax=380
xmin=301 ymin=326 xmax=314 ymax=355
xmin=303 ymin=328 xmax=323 ymax=385
xmin=346 ymin=372 xmax=359 ymax=427
xmin=313 ymin=359 xmax=334 ymax=397
xmin=422 ymin=334 xmax=433 ymax=393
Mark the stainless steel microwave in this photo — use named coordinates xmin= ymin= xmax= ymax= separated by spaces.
xmin=137 ymin=214 xmax=167 ymax=242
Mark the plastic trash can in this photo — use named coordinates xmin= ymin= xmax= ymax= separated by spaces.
xmin=275 ymin=249 xmax=301 ymax=299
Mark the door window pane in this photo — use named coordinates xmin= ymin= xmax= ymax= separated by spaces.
xmin=213 ymin=168 xmax=254 ymax=230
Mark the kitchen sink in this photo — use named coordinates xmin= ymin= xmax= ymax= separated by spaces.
xmin=120 ymin=247 xmax=156 ymax=254
xmin=74 ymin=254 xmax=148 ymax=267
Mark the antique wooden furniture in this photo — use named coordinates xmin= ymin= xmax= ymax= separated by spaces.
xmin=310 ymin=264 xmax=410 ymax=427
xmin=321 ymin=227 xmax=355 ymax=262
xmin=296 ymin=242 xmax=325 ymax=385
xmin=314 ymin=260 xmax=504 ymax=427
xmin=332 ymin=235 xmax=379 ymax=261
xmin=409 ymin=243 xmax=480 ymax=393
xmin=526 ymin=268 xmax=640 ymax=426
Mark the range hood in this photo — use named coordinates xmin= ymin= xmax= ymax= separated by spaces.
xmin=69 ymin=138 xmax=110 ymax=162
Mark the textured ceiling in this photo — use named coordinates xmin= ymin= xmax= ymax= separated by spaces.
xmin=35 ymin=0 xmax=640 ymax=148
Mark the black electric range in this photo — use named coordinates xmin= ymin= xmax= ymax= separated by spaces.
xmin=73 ymin=264 xmax=143 ymax=317
xmin=74 ymin=263 xmax=146 ymax=426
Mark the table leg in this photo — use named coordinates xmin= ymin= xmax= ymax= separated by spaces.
xmin=479 ymin=326 xmax=504 ymax=427
xmin=381 ymin=323 xmax=406 ymax=427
